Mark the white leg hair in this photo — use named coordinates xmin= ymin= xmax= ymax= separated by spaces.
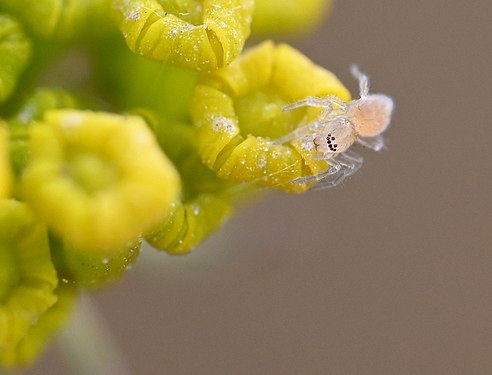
xmin=350 ymin=65 xmax=370 ymax=98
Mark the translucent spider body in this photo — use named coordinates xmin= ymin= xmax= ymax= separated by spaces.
xmin=274 ymin=65 xmax=394 ymax=190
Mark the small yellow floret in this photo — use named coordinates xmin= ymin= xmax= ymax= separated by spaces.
xmin=192 ymin=41 xmax=351 ymax=193
xmin=22 ymin=110 xmax=180 ymax=253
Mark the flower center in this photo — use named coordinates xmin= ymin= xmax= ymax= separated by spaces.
xmin=160 ymin=0 xmax=203 ymax=25
xmin=67 ymin=151 xmax=119 ymax=194
xmin=234 ymin=87 xmax=303 ymax=139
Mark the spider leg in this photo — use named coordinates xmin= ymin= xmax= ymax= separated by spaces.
xmin=324 ymin=95 xmax=348 ymax=111
xmin=311 ymin=152 xmax=334 ymax=161
xmin=291 ymin=158 xmax=342 ymax=185
xmin=336 ymin=150 xmax=364 ymax=177
xmin=356 ymin=135 xmax=385 ymax=151
xmin=272 ymin=119 xmax=328 ymax=145
xmin=307 ymin=150 xmax=364 ymax=191
xmin=283 ymin=96 xmax=333 ymax=111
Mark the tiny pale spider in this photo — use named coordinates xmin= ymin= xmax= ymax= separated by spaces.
xmin=274 ymin=65 xmax=394 ymax=190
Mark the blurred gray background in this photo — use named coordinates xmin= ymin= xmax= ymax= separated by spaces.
xmin=24 ymin=0 xmax=491 ymax=374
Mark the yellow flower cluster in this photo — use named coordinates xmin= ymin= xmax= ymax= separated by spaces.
xmin=0 ymin=0 xmax=379 ymax=368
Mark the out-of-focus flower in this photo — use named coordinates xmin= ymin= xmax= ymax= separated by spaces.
xmin=8 ymin=88 xmax=78 ymax=178
xmin=191 ymin=41 xmax=350 ymax=193
xmin=0 ymin=123 xmax=12 ymax=198
xmin=251 ymin=0 xmax=333 ymax=37
xmin=0 ymin=0 xmax=112 ymax=40
xmin=0 ymin=199 xmax=58 ymax=360
xmin=0 ymin=14 xmax=31 ymax=103
xmin=110 ymin=0 xmax=254 ymax=71
xmin=21 ymin=110 xmax=180 ymax=253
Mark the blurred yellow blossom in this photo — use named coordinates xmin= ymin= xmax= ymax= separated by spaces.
xmin=0 ymin=14 xmax=31 ymax=103
xmin=0 ymin=200 xmax=58 ymax=357
xmin=21 ymin=110 xmax=180 ymax=253
xmin=251 ymin=0 xmax=332 ymax=36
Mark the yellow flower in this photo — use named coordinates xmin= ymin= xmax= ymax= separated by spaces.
xmin=0 ymin=199 xmax=58 ymax=355
xmin=110 ymin=0 xmax=254 ymax=71
xmin=191 ymin=41 xmax=350 ymax=193
xmin=21 ymin=110 xmax=180 ymax=253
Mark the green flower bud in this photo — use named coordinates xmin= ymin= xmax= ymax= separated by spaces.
xmin=142 ymin=114 xmax=237 ymax=254
xmin=0 ymin=199 xmax=58 ymax=354
xmin=0 ymin=14 xmax=31 ymax=103
xmin=21 ymin=110 xmax=180 ymax=253
xmin=50 ymin=234 xmax=140 ymax=288
xmin=110 ymin=0 xmax=254 ymax=71
xmin=191 ymin=41 xmax=351 ymax=193
xmin=146 ymin=194 xmax=232 ymax=254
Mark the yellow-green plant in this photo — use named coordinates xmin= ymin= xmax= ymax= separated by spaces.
xmin=0 ymin=0 xmax=381 ymax=369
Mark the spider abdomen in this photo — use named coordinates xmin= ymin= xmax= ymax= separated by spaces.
xmin=348 ymin=94 xmax=394 ymax=138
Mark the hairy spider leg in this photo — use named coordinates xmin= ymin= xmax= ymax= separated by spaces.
xmin=307 ymin=149 xmax=364 ymax=191
xmin=350 ymin=65 xmax=370 ymax=98
xmin=271 ymin=121 xmax=321 ymax=145
xmin=282 ymin=96 xmax=331 ymax=111
xmin=291 ymin=160 xmax=342 ymax=185
xmin=274 ymin=95 xmax=349 ymax=145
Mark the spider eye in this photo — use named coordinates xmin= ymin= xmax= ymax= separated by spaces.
xmin=326 ymin=133 xmax=338 ymax=152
